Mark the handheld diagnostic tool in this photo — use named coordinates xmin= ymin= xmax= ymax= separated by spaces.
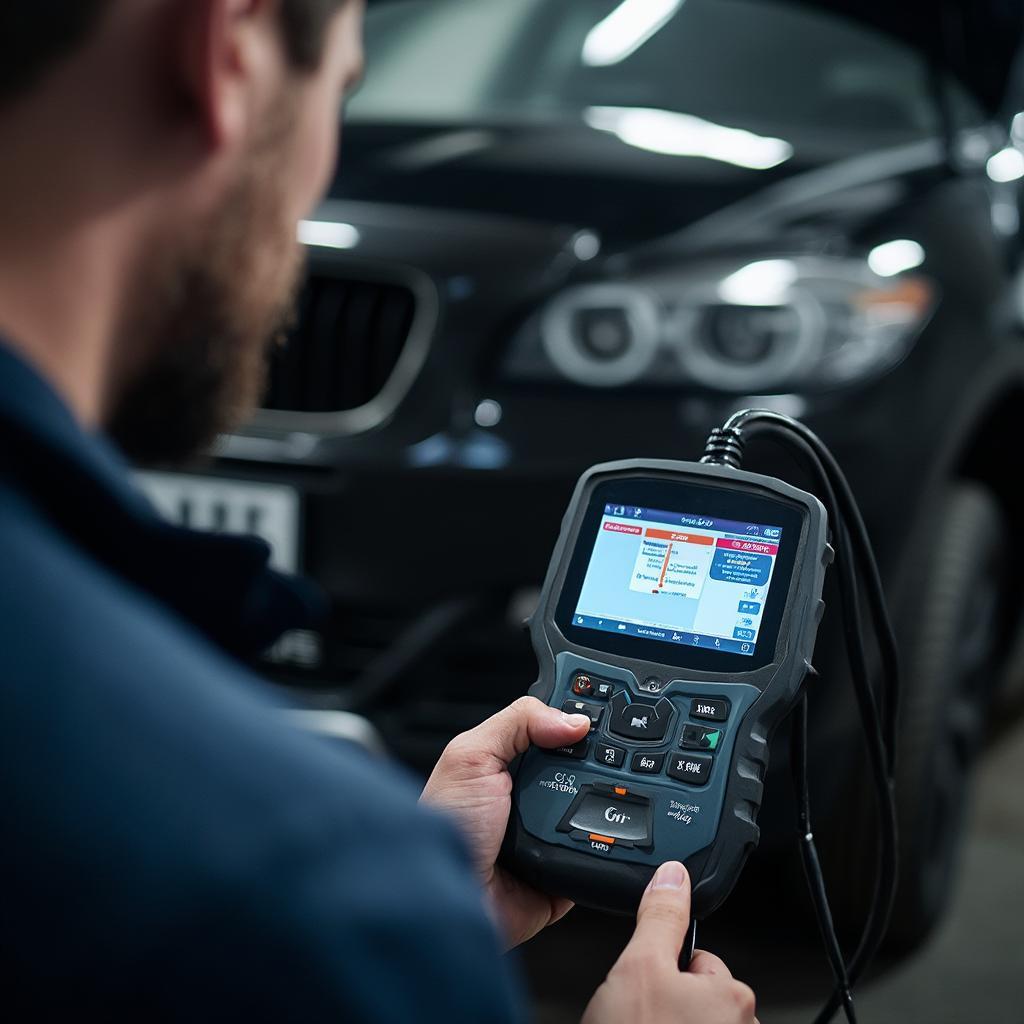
xmin=504 ymin=457 xmax=831 ymax=920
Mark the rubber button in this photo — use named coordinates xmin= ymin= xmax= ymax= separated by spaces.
xmin=689 ymin=697 xmax=730 ymax=722
xmin=631 ymin=752 xmax=665 ymax=774
xmin=571 ymin=674 xmax=594 ymax=697
xmin=561 ymin=699 xmax=603 ymax=728
xmin=594 ymin=743 xmax=625 ymax=768
xmin=553 ymin=739 xmax=589 ymax=760
xmin=608 ymin=692 xmax=673 ymax=741
xmin=667 ymin=752 xmax=713 ymax=786
xmin=680 ymin=724 xmax=723 ymax=751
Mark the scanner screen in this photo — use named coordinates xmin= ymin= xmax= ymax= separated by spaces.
xmin=571 ymin=504 xmax=784 ymax=658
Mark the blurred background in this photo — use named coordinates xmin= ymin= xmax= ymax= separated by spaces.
xmin=135 ymin=1 xmax=1024 ymax=1019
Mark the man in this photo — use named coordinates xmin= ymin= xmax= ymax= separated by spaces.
xmin=0 ymin=2 xmax=758 ymax=1020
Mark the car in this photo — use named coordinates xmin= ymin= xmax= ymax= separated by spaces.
xmin=138 ymin=0 xmax=1024 ymax=954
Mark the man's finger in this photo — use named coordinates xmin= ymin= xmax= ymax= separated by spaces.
xmin=621 ymin=861 xmax=692 ymax=966
xmin=688 ymin=949 xmax=734 ymax=978
xmin=454 ymin=696 xmax=590 ymax=768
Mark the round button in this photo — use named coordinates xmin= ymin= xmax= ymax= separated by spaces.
xmin=572 ymin=674 xmax=595 ymax=697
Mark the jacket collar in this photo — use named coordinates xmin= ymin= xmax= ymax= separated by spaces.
xmin=0 ymin=340 xmax=324 ymax=656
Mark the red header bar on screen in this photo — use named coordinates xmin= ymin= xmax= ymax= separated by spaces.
xmin=603 ymin=522 xmax=643 ymax=536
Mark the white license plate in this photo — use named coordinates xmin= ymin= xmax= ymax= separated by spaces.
xmin=135 ymin=472 xmax=301 ymax=574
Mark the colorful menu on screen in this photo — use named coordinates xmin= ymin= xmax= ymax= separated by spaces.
xmin=571 ymin=504 xmax=784 ymax=656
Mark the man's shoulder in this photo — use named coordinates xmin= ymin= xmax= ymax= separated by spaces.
xmin=0 ymin=482 xmax=182 ymax=656
xmin=0 ymin=480 xmax=407 ymax=827
xmin=0 ymin=480 xmax=418 ymax=831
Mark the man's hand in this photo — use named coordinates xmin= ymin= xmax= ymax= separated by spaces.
xmin=583 ymin=862 xmax=758 ymax=1024
xmin=421 ymin=696 xmax=591 ymax=949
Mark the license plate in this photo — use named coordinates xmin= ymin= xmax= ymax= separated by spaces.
xmin=135 ymin=471 xmax=301 ymax=574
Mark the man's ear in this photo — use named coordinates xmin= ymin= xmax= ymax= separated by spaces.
xmin=173 ymin=0 xmax=281 ymax=152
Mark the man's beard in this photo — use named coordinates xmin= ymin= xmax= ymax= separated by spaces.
xmin=108 ymin=126 xmax=305 ymax=466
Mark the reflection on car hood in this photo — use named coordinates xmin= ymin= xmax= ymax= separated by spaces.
xmin=331 ymin=120 xmax=847 ymax=249
xmin=362 ymin=0 xmax=1022 ymax=115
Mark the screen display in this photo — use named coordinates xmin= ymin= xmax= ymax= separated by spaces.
xmin=571 ymin=504 xmax=785 ymax=658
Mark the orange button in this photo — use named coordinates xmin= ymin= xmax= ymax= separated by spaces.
xmin=614 ymin=786 xmax=628 ymax=796
xmin=589 ymin=833 xmax=616 ymax=844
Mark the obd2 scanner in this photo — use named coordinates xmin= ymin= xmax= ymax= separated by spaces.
xmin=505 ymin=459 xmax=829 ymax=914
xmin=504 ymin=412 xmax=900 ymax=1024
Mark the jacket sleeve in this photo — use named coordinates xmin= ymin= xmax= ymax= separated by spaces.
xmin=136 ymin=782 xmax=528 ymax=1024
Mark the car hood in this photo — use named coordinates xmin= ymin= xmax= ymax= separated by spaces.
xmin=339 ymin=1 xmax=1022 ymax=248
xmin=330 ymin=120 xmax=858 ymax=249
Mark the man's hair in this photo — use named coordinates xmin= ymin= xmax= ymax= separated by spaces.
xmin=0 ymin=0 xmax=346 ymax=104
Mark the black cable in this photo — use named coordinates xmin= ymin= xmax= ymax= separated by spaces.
xmin=722 ymin=414 xmax=900 ymax=1019
xmin=702 ymin=411 xmax=899 ymax=1024
xmin=791 ymin=689 xmax=857 ymax=1024
xmin=734 ymin=427 xmax=884 ymax=1016
xmin=731 ymin=419 xmax=896 ymax=1000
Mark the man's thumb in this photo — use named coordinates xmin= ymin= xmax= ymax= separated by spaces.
xmin=626 ymin=861 xmax=692 ymax=964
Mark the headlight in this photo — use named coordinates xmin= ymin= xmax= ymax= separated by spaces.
xmin=501 ymin=250 xmax=935 ymax=393
xmin=539 ymin=283 xmax=661 ymax=386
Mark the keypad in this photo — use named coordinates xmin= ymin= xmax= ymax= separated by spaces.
xmin=552 ymin=673 xmax=735 ymax=788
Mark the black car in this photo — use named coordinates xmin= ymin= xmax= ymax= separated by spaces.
xmin=139 ymin=0 xmax=1024 ymax=952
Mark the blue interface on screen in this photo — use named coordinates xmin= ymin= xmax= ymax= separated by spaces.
xmin=572 ymin=505 xmax=784 ymax=657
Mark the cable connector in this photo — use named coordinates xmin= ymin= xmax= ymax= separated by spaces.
xmin=700 ymin=426 xmax=746 ymax=469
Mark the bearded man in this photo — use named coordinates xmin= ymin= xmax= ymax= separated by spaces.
xmin=0 ymin=3 xmax=757 ymax=1021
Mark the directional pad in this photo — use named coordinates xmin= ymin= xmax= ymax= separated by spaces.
xmin=608 ymin=692 xmax=673 ymax=742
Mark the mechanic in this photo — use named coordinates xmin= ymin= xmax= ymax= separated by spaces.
xmin=0 ymin=3 xmax=758 ymax=1021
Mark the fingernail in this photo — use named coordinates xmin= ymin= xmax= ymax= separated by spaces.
xmin=652 ymin=861 xmax=686 ymax=890
xmin=560 ymin=712 xmax=590 ymax=728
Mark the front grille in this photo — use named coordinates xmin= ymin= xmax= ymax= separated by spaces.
xmin=262 ymin=274 xmax=417 ymax=413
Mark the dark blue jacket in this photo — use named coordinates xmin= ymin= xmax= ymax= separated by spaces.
xmin=0 ymin=343 xmax=524 ymax=1021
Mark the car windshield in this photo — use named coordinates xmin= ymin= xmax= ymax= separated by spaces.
xmin=350 ymin=0 xmax=983 ymax=150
